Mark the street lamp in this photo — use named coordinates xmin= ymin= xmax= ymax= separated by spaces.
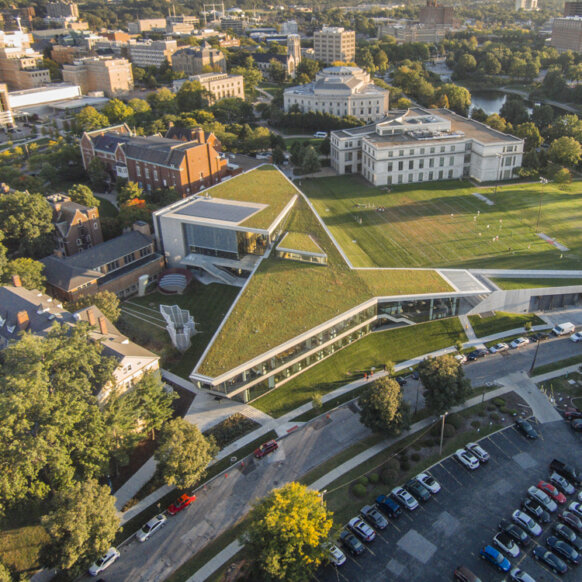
xmin=318 ymin=489 xmax=327 ymax=506
xmin=536 ymin=177 xmax=549 ymax=231
xmin=439 ymin=411 xmax=448 ymax=456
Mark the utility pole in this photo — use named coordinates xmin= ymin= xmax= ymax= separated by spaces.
xmin=536 ymin=177 xmax=548 ymax=231
xmin=439 ymin=411 xmax=448 ymax=455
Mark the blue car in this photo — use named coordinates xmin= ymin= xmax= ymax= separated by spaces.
xmin=480 ymin=545 xmax=511 ymax=572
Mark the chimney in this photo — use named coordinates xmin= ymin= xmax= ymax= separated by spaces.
xmin=195 ymin=128 xmax=205 ymax=143
xmin=12 ymin=274 xmax=22 ymax=287
xmin=98 ymin=316 xmax=108 ymax=335
xmin=132 ymin=220 xmax=151 ymax=236
xmin=87 ymin=308 xmax=96 ymax=326
xmin=16 ymin=310 xmax=29 ymax=329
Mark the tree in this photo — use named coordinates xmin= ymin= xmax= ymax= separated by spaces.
xmin=176 ymin=81 xmax=208 ymax=112
xmin=296 ymin=59 xmax=320 ymax=81
xmin=548 ymin=136 xmax=582 ymax=167
xmin=374 ymin=49 xmax=389 ymax=72
xmin=272 ymin=145 xmax=286 ymax=165
xmin=2 ymin=258 xmax=46 ymax=290
xmin=41 ymin=478 xmax=119 ymax=571
xmin=301 ymin=146 xmax=321 ymax=174
xmin=131 ymin=372 xmax=176 ymax=439
xmin=436 ymin=84 xmax=471 ymax=116
xmin=75 ymin=106 xmax=109 ymax=133
xmin=67 ymin=184 xmax=100 ymax=208
xmin=154 ymin=418 xmax=218 ymax=488
xmin=67 ymin=290 xmax=121 ymax=322
xmin=454 ymin=53 xmax=477 ymax=77
xmin=515 ymin=122 xmax=542 ymax=152
xmin=269 ymin=59 xmax=286 ymax=83
xmin=241 ymin=482 xmax=333 ymax=582
xmin=358 ymin=377 xmax=409 ymax=435
xmin=102 ymin=99 xmax=134 ymax=124
xmin=231 ymin=65 xmax=263 ymax=99
xmin=0 ymin=562 xmax=11 ymax=582
xmin=485 ymin=113 xmax=508 ymax=133
xmin=211 ymin=98 xmax=254 ymax=125
xmin=118 ymin=181 xmax=143 ymax=206
xmin=500 ymin=97 xmax=529 ymax=126
xmin=87 ymin=157 xmax=108 ymax=191
xmin=418 ymin=354 xmax=471 ymax=414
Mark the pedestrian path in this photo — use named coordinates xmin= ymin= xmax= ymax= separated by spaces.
xmin=532 ymin=364 xmax=581 ymax=383
xmin=459 ymin=314 xmax=477 ymax=341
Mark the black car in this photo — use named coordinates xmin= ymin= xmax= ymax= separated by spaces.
xmin=359 ymin=505 xmax=388 ymax=530
xmin=375 ymin=494 xmax=402 ymax=519
xmin=532 ymin=546 xmax=568 ymax=574
xmin=530 ymin=332 xmax=550 ymax=342
xmin=553 ymin=523 xmax=582 ymax=551
xmin=339 ymin=530 xmax=364 ymax=556
xmin=560 ymin=511 xmax=582 ymax=534
xmin=563 ymin=408 xmax=582 ymax=421
xmin=405 ymin=479 xmax=431 ymax=502
xmin=523 ymin=498 xmax=551 ymax=524
xmin=498 ymin=519 xmax=530 ymax=546
xmin=571 ymin=419 xmax=582 ymax=432
xmin=395 ymin=376 xmax=407 ymax=386
xmin=515 ymin=418 xmax=538 ymax=439
xmin=468 ymin=349 xmax=488 ymax=361
xmin=550 ymin=459 xmax=582 ymax=486
xmin=547 ymin=535 xmax=580 ymax=565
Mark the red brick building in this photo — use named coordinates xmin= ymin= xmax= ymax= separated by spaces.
xmin=80 ymin=124 xmax=228 ymax=197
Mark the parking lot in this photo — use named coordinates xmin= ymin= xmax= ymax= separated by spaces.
xmin=318 ymin=419 xmax=582 ymax=582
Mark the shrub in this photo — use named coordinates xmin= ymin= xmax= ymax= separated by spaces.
xmin=477 ymin=410 xmax=486 ymax=417
xmin=446 ymin=413 xmax=463 ymax=430
xmin=422 ymin=438 xmax=434 ymax=447
xmin=400 ymin=460 xmax=410 ymax=471
xmin=369 ymin=473 xmax=379 ymax=485
xmin=381 ymin=468 xmax=399 ymax=485
xmin=411 ymin=453 xmax=421 ymax=463
xmin=490 ymin=413 xmax=500 ymax=422
xmin=443 ymin=424 xmax=456 ymax=438
xmin=412 ymin=442 xmax=422 ymax=450
xmin=352 ymin=483 xmax=367 ymax=498
xmin=509 ymin=409 xmax=518 ymax=416
xmin=493 ymin=397 xmax=506 ymax=408
xmin=385 ymin=458 xmax=400 ymax=472
xmin=471 ymin=420 xmax=481 ymax=429
xmin=399 ymin=452 xmax=408 ymax=461
xmin=358 ymin=476 xmax=369 ymax=487
xmin=486 ymin=405 xmax=496 ymax=411
xmin=500 ymin=406 xmax=510 ymax=414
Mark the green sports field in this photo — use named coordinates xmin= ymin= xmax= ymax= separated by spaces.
xmin=301 ymin=176 xmax=582 ymax=270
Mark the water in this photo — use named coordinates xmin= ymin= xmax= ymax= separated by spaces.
xmin=469 ymin=90 xmax=508 ymax=116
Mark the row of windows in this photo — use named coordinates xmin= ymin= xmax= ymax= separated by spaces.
xmin=364 ymin=155 xmax=461 ymax=171
xmin=362 ymin=168 xmax=457 ymax=184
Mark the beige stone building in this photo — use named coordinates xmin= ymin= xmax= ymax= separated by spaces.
xmin=0 ymin=83 xmax=12 ymax=127
xmin=62 ymin=57 xmax=133 ymax=96
xmin=313 ymin=27 xmax=356 ymax=64
xmin=0 ymin=48 xmax=50 ymax=90
xmin=172 ymin=41 xmax=227 ymax=75
xmin=187 ymin=72 xmax=244 ymax=103
xmin=128 ymin=39 xmax=178 ymax=69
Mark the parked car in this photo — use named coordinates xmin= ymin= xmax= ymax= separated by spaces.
xmin=499 ymin=519 xmax=531 ymax=546
xmin=528 ymin=485 xmax=558 ymax=512
xmin=515 ymin=418 xmax=538 ymax=440
xmin=563 ymin=408 xmax=582 ymax=421
xmin=550 ymin=472 xmax=576 ymax=496
xmin=88 ymin=548 xmax=120 ymax=576
xmin=360 ymin=505 xmax=388 ymax=530
xmin=568 ymin=501 xmax=582 ymax=519
xmin=415 ymin=472 xmax=441 ymax=494
xmin=254 ymin=439 xmax=278 ymax=458
xmin=522 ymin=498 xmax=551 ymax=524
xmin=375 ymin=494 xmax=402 ymax=518
xmin=489 ymin=342 xmax=509 ymax=353
xmin=559 ymin=510 xmax=582 ymax=534
xmin=325 ymin=542 xmax=346 ymax=566
xmin=547 ymin=535 xmax=580 ymax=565
xmin=570 ymin=332 xmax=582 ymax=343
xmin=510 ymin=337 xmax=530 ymax=349
xmin=553 ymin=523 xmax=582 ymax=551
xmin=552 ymin=322 xmax=576 ymax=336
xmin=550 ymin=459 xmax=582 ymax=486
xmin=509 ymin=567 xmax=536 ymax=582
xmin=454 ymin=354 xmax=468 ymax=364
xmin=571 ymin=418 xmax=582 ymax=432
xmin=347 ymin=517 xmax=376 ymax=542
xmin=167 ymin=493 xmax=196 ymax=515
xmin=468 ymin=349 xmax=488 ymax=361
xmin=493 ymin=532 xmax=520 ymax=558
xmin=532 ymin=546 xmax=568 ymax=574
xmin=538 ymin=481 xmax=567 ymax=504
xmin=395 ymin=375 xmax=407 ymax=386
xmin=512 ymin=510 xmax=542 ymax=537
xmin=453 ymin=565 xmax=482 ymax=581
xmin=405 ymin=478 xmax=431 ymax=502
xmin=479 ymin=545 xmax=511 ymax=572
xmin=454 ymin=448 xmax=480 ymax=470
xmin=339 ymin=530 xmax=364 ymax=556
xmin=313 ymin=131 xmax=328 ymax=138
xmin=390 ymin=486 xmax=419 ymax=511
xmin=529 ymin=331 xmax=550 ymax=342
xmin=136 ymin=514 xmax=167 ymax=542
xmin=465 ymin=442 xmax=490 ymax=463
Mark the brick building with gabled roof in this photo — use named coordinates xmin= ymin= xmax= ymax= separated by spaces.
xmin=80 ymin=124 xmax=228 ymax=197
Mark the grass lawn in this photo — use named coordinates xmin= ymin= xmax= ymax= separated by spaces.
xmin=284 ymin=137 xmax=324 ymax=148
xmin=301 ymin=175 xmax=582 ymax=270
xmin=491 ymin=277 xmax=582 ymax=290
xmin=252 ymin=317 xmax=466 ymax=417
xmin=532 ymin=355 xmax=582 ymax=376
xmin=96 ymin=196 xmax=119 ymax=218
xmin=117 ymin=282 xmax=240 ymax=378
xmin=468 ymin=311 xmax=545 ymax=338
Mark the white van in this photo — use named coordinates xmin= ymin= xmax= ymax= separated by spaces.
xmin=313 ymin=131 xmax=328 ymax=138
xmin=552 ymin=322 xmax=576 ymax=336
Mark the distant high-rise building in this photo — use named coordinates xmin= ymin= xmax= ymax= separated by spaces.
xmin=46 ymin=1 xmax=79 ymax=21
xmin=551 ymin=17 xmax=582 ymax=52
xmin=281 ymin=20 xmax=298 ymax=35
xmin=515 ymin=0 xmax=538 ymax=9
xmin=313 ymin=27 xmax=356 ymax=65
xmin=172 ymin=41 xmax=227 ymax=75
xmin=128 ymin=39 xmax=177 ymax=69
xmin=564 ymin=1 xmax=582 ymax=16
xmin=62 ymin=57 xmax=133 ymax=96
xmin=0 ymin=83 xmax=13 ymax=128
xmin=419 ymin=0 xmax=454 ymax=26
xmin=287 ymin=34 xmax=301 ymax=75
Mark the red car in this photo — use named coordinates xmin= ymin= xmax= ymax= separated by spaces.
xmin=167 ymin=493 xmax=196 ymax=515
xmin=254 ymin=439 xmax=278 ymax=458
xmin=564 ymin=408 xmax=582 ymax=421
xmin=538 ymin=481 xmax=567 ymax=504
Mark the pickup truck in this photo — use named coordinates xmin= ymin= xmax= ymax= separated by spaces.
xmin=550 ymin=459 xmax=582 ymax=486
xmin=375 ymin=494 xmax=402 ymax=519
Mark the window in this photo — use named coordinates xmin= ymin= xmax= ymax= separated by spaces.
xmin=399 ymin=149 xmax=404 ymax=156
xmin=429 ymin=158 xmax=434 ymax=168
xmin=420 ymin=148 xmax=425 ymax=154
xmin=438 ymin=170 xmax=443 ymax=179
xmin=439 ymin=157 xmax=444 ymax=167
xmin=449 ymin=156 xmax=454 ymax=165
xmin=408 ymin=173 xmax=413 ymax=182
xmin=408 ymin=160 xmax=414 ymax=170
xmin=123 ymin=252 xmax=135 ymax=265
xmin=93 ymin=222 xmax=98 ymax=229
xmin=430 ymin=147 xmax=435 ymax=154
xmin=76 ymin=238 xmax=82 ymax=246
xmin=387 ymin=162 xmax=393 ymax=172
xmin=398 ymin=175 xmax=403 ymax=184
xmin=419 ymin=159 xmax=424 ymax=169
xmin=409 ymin=149 xmax=414 ymax=155
xmin=440 ymin=146 xmax=445 ymax=153
xmin=419 ymin=172 xmax=424 ymax=181
xmin=136 ymin=165 xmax=141 ymax=177
xmin=398 ymin=161 xmax=403 ymax=171
xmin=429 ymin=171 xmax=433 ymax=180
xmin=140 ymin=247 xmax=151 ymax=258
xmin=448 ymin=169 xmax=454 ymax=178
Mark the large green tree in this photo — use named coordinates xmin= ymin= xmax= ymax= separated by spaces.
xmin=102 ymin=99 xmax=134 ymax=124
xmin=436 ymin=84 xmax=471 ymax=116
xmin=548 ymin=136 xmax=582 ymax=167
xmin=67 ymin=184 xmax=101 ymax=208
xmin=154 ymin=418 xmax=217 ymax=488
xmin=418 ymin=354 xmax=471 ymax=414
xmin=2 ymin=258 xmax=46 ymax=290
xmin=241 ymin=482 xmax=333 ymax=582
xmin=41 ymin=478 xmax=119 ymax=571
xmin=75 ymin=106 xmax=109 ymax=133
xmin=515 ymin=122 xmax=543 ymax=152
xmin=301 ymin=145 xmax=321 ymax=174
xmin=66 ymin=290 xmax=121 ymax=322
xmin=358 ymin=376 xmax=409 ymax=435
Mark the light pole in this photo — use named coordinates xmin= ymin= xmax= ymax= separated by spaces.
xmin=536 ymin=177 xmax=549 ymax=231
xmin=318 ymin=489 xmax=327 ymax=506
xmin=439 ymin=411 xmax=448 ymax=456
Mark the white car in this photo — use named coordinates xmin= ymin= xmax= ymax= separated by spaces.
xmin=568 ymin=501 xmax=582 ymax=519
xmin=415 ymin=472 xmax=441 ymax=494
xmin=466 ymin=442 xmax=490 ymax=463
xmin=493 ymin=532 xmax=520 ymax=558
xmin=510 ymin=337 xmax=530 ymax=349
xmin=512 ymin=509 xmax=542 ymax=537
xmin=325 ymin=543 xmax=346 ymax=566
xmin=528 ymin=486 xmax=558 ymax=513
xmin=509 ymin=567 xmax=536 ymax=582
xmin=136 ymin=514 xmax=167 ymax=542
xmin=391 ymin=486 xmax=419 ymax=511
xmin=489 ymin=342 xmax=509 ymax=353
xmin=455 ymin=448 xmax=480 ymax=470
xmin=454 ymin=353 xmax=467 ymax=364
xmin=570 ymin=332 xmax=582 ymax=343
xmin=88 ymin=547 xmax=120 ymax=576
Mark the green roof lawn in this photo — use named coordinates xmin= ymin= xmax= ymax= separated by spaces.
xmin=209 ymin=165 xmax=296 ymax=230
xmin=491 ymin=277 xmax=582 ymax=290
xmin=197 ymin=192 xmax=452 ymax=377
xmin=278 ymin=232 xmax=324 ymax=254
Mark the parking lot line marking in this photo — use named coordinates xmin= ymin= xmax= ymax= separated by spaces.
xmin=438 ymin=463 xmax=464 ymax=486
xmin=499 ymin=430 xmax=527 ymax=452
xmin=485 ymin=436 xmax=511 ymax=458
xmin=337 ymin=571 xmax=351 ymax=582
xmin=375 ymin=533 xmax=390 ymax=545
xmin=390 ymin=522 xmax=401 ymax=532
xmin=365 ymin=546 xmax=376 ymax=557
xmin=346 ymin=555 xmax=363 ymax=569
xmin=534 ymin=559 xmax=562 ymax=581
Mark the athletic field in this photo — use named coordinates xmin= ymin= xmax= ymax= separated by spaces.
xmin=300 ymin=176 xmax=582 ymax=270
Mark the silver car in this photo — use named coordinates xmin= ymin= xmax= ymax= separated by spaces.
xmin=136 ymin=514 xmax=167 ymax=542
xmin=528 ymin=486 xmax=558 ymax=513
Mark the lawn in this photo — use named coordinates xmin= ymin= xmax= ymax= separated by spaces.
xmin=96 ymin=196 xmax=118 ymax=218
xmin=301 ymin=175 xmax=582 ymax=270
xmin=468 ymin=311 xmax=545 ymax=338
xmin=284 ymin=137 xmax=324 ymax=148
xmin=117 ymin=282 xmax=240 ymax=379
xmin=252 ymin=317 xmax=467 ymax=417
xmin=491 ymin=277 xmax=582 ymax=290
